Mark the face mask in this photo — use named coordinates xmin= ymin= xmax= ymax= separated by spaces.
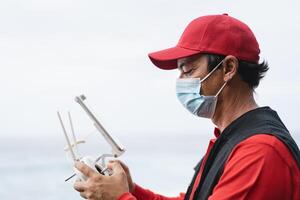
xmin=176 ymin=60 xmax=226 ymax=118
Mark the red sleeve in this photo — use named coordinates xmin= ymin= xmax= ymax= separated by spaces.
xmin=208 ymin=136 xmax=294 ymax=200
xmin=118 ymin=192 xmax=137 ymax=200
xmin=118 ymin=184 xmax=185 ymax=200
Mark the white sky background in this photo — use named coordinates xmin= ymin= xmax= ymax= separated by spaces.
xmin=0 ymin=0 xmax=299 ymax=143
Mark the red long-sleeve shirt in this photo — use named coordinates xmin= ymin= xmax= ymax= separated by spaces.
xmin=118 ymin=129 xmax=300 ymax=200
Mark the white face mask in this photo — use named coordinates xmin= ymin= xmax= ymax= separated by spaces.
xmin=176 ymin=60 xmax=226 ymax=118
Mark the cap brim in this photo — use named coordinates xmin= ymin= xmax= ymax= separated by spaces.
xmin=148 ymin=46 xmax=200 ymax=70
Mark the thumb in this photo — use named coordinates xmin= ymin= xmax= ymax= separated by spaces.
xmin=110 ymin=162 xmax=125 ymax=175
xmin=107 ymin=160 xmax=116 ymax=169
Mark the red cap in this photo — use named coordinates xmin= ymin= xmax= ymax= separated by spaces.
xmin=148 ymin=14 xmax=260 ymax=70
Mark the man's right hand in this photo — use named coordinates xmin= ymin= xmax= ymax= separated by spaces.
xmin=108 ymin=160 xmax=135 ymax=193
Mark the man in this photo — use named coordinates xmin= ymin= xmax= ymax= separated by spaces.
xmin=74 ymin=14 xmax=300 ymax=200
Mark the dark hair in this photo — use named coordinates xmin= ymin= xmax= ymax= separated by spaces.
xmin=205 ymin=54 xmax=269 ymax=89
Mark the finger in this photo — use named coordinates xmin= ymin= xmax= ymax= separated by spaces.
xmin=75 ymin=161 xmax=97 ymax=178
xmin=107 ymin=161 xmax=114 ymax=170
xmin=109 ymin=160 xmax=129 ymax=172
xmin=108 ymin=160 xmax=129 ymax=175
xmin=80 ymin=192 xmax=88 ymax=199
xmin=73 ymin=180 xmax=87 ymax=192
xmin=108 ymin=159 xmax=118 ymax=165
xmin=117 ymin=160 xmax=129 ymax=171
xmin=110 ymin=161 xmax=125 ymax=175
xmin=107 ymin=159 xmax=119 ymax=169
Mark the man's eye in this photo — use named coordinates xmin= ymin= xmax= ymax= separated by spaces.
xmin=184 ymin=69 xmax=194 ymax=76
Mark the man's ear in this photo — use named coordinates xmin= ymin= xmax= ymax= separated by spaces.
xmin=222 ymin=55 xmax=238 ymax=82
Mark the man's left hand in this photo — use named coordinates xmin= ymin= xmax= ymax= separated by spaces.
xmin=73 ymin=161 xmax=129 ymax=200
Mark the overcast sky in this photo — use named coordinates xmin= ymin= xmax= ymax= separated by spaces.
xmin=0 ymin=0 xmax=299 ymax=144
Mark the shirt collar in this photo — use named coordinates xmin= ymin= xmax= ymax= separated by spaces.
xmin=214 ymin=127 xmax=221 ymax=138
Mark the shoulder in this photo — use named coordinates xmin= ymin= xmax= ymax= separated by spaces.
xmin=212 ymin=134 xmax=300 ymax=200
xmin=227 ymin=134 xmax=297 ymax=169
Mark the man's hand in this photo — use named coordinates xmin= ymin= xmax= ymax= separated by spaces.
xmin=73 ymin=161 xmax=129 ymax=200
xmin=108 ymin=160 xmax=135 ymax=193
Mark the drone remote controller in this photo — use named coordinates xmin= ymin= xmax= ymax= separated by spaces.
xmin=57 ymin=94 xmax=125 ymax=182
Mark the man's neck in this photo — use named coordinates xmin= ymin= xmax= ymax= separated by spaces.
xmin=212 ymin=88 xmax=258 ymax=133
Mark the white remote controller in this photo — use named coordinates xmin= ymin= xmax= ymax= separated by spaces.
xmin=74 ymin=156 xmax=110 ymax=181
xmin=58 ymin=95 xmax=125 ymax=183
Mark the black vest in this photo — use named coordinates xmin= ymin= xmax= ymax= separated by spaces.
xmin=184 ymin=107 xmax=300 ymax=200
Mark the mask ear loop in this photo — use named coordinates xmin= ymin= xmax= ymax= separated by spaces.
xmin=200 ymin=59 xmax=224 ymax=83
xmin=215 ymin=81 xmax=227 ymax=97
